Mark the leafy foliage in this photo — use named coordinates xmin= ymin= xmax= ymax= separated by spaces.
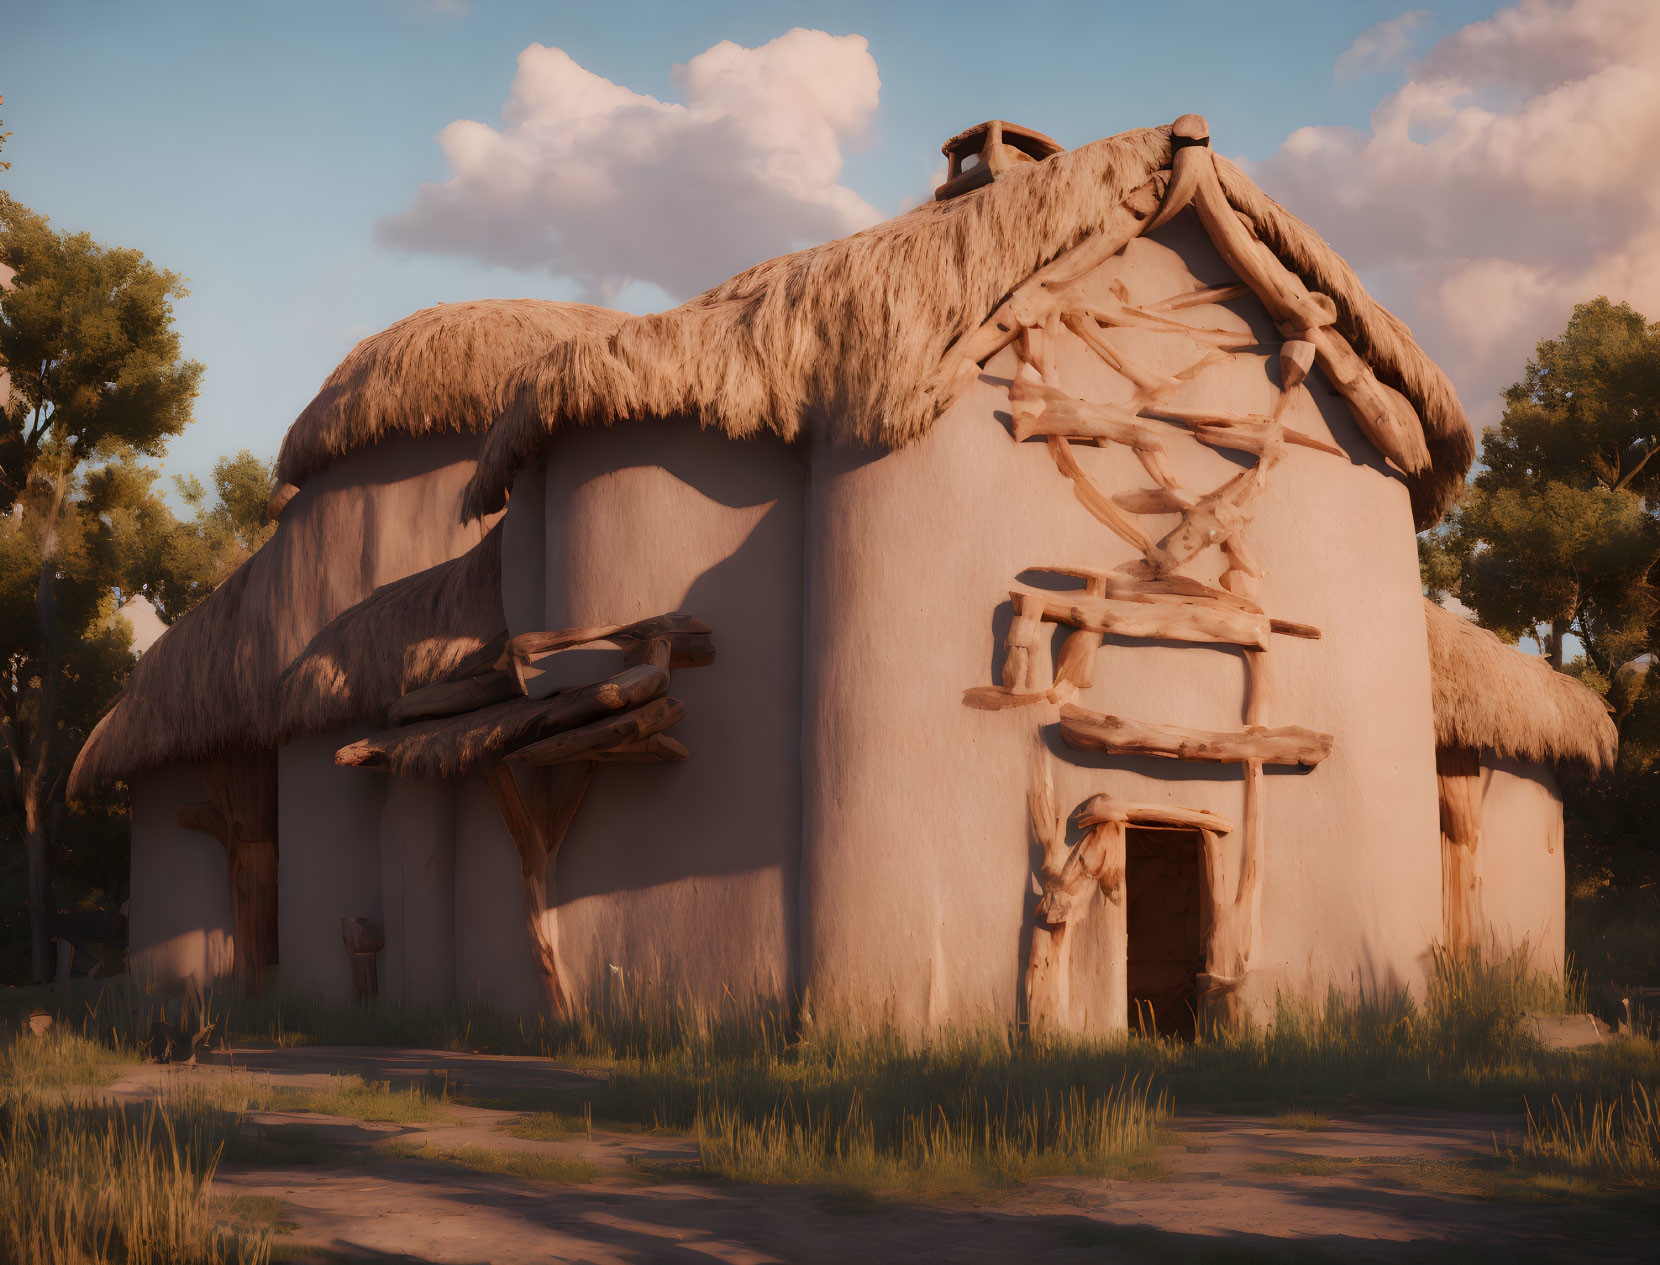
xmin=0 ymin=194 xmax=270 ymax=980
xmin=1422 ymin=297 xmax=1660 ymax=897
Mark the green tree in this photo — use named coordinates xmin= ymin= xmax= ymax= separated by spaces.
xmin=0 ymin=194 xmax=209 ymax=979
xmin=1424 ymin=297 xmax=1660 ymax=843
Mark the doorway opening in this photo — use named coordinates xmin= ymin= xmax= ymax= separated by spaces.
xmin=1126 ymin=826 xmax=1206 ymax=1040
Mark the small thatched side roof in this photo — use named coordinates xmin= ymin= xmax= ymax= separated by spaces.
xmin=462 ymin=121 xmax=1472 ymax=529
xmin=276 ymin=299 xmax=626 ymax=488
xmin=276 ymin=526 xmax=506 ymax=742
xmin=342 ymin=694 xmax=555 ymax=780
xmin=1424 ymin=597 xmax=1616 ymax=774
xmin=69 ymin=463 xmax=496 ymax=797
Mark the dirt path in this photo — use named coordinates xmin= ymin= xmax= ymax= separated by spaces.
xmin=109 ymin=1046 xmax=1658 ymax=1263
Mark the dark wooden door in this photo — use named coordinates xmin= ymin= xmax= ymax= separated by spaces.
xmin=1126 ymin=827 xmax=1204 ymax=1039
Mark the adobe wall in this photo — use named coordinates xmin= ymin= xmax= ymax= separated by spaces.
xmin=128 ymin=762 xmax=235 ymax=987
xmin=261 ymin=432 xmax=496 ymax=668
xmin=452 ymin=770 xmax=549 ymax=1013
xmin=800 ymin=208 xmax=1443 ymax=1035
xmin=380 ymin=777 xmax=457 ymax=1007
xmin=524 ymin=420 xmax=805 ymax=1008
xmin=277 ymin=730 xmax=385 ymax=1004
xmin=268 ymin=430 xmax=496 ymax=1004
xmin=1475 ymin=755 xmax=1565 ymax=974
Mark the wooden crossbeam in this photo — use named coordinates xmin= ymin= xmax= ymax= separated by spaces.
xmin=1071 ymin=794 xmax=1236 ymax=835
xmin=1060 ymin=703 xmax=1332 ymax=767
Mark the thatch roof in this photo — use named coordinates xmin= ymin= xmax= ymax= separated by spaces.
xmin=275 ymin=526 xmax=506 ymax=741
xmin=69 ymin=468 xmax=495 ymax=796
xmin=461 ymin=122 xmax=1472 ymax=529
xmin=1423 ymin=597 xmax=1616 ymax=774
xmin=276 ymin=299 xmax=626 ymax=488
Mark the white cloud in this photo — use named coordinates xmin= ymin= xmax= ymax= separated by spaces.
xmin=378 ymin=29 xmax=882 ymax=304
xmin=1334 ymin=10 xmax=1432 ymax=81
xmin=1251 ymin=0 xmax=1660 ymax=429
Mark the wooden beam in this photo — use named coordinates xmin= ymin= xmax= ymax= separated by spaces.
xmin=586 ymin=734 xmax=690 ymax=764
xmin=1437 ymin=745 xmax=1483 ymax=956
xmin=1014 ymin=586 xmax=1271 ymax=649
xmin=176 ymin=801 xmax=229 ymax=844
xmin=1181 ymin=146 xmax=1431 ymax=476
xmin=266 ymin=482 xmax=299 ymax=522
xmin=482 ymin=760 xmax=594 ymax=1018
xmin=388 ymin=669 xmax=519 ymax=725
xmin=1072 ymin=795 xmax=1236 ymax=835
xmin=513 ymin=696 xmax=684 ymax=767
xmin=504 ymin=614 xmax=714 ymax=690
xmin=336 ymin=664 xmax=669 ymax=770
xmin=1059 ymin=703 xmax=1333 ymax=767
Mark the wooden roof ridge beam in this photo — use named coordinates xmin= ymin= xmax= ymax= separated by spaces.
xmin=1071 ymin=794 xmax=1236 ymax=835
xmin=1156 ymin=115 xmax=1430 ymax=476
xmin=335 ymin=663 xmax=669 ymax=770
xmin=1059 ymin=703 xmax=1333 ymax=767
xmin=513 ymin=695 xmax=684 ymax=766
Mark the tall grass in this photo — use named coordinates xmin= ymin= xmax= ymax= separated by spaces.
xmin=10 ymin=946 xmax=1657 ymax=1203
xmin=0 ymin=1038 xmax=270 ymax=1264
xmin=1518 ymin=1082 xmax=1660 ymax=1187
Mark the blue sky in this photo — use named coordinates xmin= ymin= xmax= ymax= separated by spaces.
xmin=3 ymin=0 xmax=1645 ymax=495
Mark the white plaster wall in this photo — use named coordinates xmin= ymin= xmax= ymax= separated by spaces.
xmin=800 ymin=208 xmax=1443 ymax=1035
xmin=277 ymin=729 xmax=386 ymax=1004
xmin=379 ymin=778 xmax=457 ymax=1006
xmin=536 ymin=420 xmax=805 ymax=1008
xmin=452 ymin=771 xmax=548 ymax=1014
xmin=128 ymin=762 xmax=235 ymax=987
xmin=1476 ymin=755 xmax=1565 ymax=975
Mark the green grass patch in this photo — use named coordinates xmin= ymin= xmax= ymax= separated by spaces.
xmin=211 ymin=1194 xmax=295 ymax=1236
xmin=377 ymin=1140 xmax=599 ymax=1183
xmin=503 ymin=1107 xmax=593 ymax=1142
xmin=1273 ymin=1110 xmax=1332 ymax=1131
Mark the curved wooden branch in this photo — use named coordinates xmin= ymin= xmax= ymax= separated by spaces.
xmin=1141 ymin=113 xmax=1211 ymax=234
xmin=513 ymin=696 xmax=684 ymax=766
xmin=1185 ymin=148 xmax=1431 ymax=475
xmin=1072 ymin=795 xmax=1236 ymax=835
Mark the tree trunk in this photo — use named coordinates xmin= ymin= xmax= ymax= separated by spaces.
xmin=1547 ymin=618 xmax=1567 ymax=670
xmin=24 ymin=777 xmax=52 ymax=982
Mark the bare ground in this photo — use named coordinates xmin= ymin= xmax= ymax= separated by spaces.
xmin=106 ymin=1046 xmax=1659 ymax=1264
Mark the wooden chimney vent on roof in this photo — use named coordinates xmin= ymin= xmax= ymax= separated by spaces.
xmin=935 ymin=120 xmax=1065 ymax=202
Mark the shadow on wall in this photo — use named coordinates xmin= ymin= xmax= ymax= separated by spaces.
xmin=551 ymin=427 xmax=806 ymax=901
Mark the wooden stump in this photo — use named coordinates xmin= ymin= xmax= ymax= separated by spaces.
xmin=342 ymin=917 xmax=385 ymax=1005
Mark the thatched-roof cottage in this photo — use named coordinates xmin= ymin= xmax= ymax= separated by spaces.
xmin=75 ymin=116 xmax=1614 ymax=1034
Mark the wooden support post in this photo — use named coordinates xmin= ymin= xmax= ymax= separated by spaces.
xmin=482 ymin=760 xmax=594 ymax=1019
xmin=1436 ymin=745 xmax=1483 ymax=956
